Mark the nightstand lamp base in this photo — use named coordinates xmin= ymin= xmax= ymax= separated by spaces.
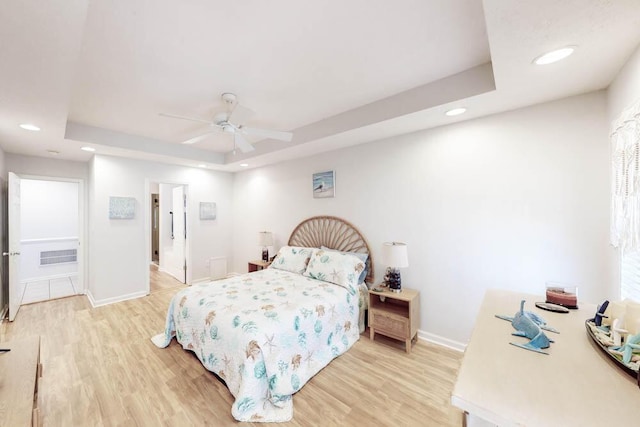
xmin=381 ymin=241 xmax=408 ymax=294
xmin=387 ymin=268 xmax=402 ymax=293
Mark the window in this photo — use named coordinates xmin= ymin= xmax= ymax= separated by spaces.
xmin=621 ymin=250 xmax=640 ymax=300
xmin=612 ymin=100 xmax=640 ymax=300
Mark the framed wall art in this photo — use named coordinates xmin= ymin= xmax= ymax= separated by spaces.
xmin=200 ymin=202 xmax=217 ymax=220
xmin=312 ymin=170 xmax=335 ymax=198
xmin=109 ymin=196 xmax=136 ymax=219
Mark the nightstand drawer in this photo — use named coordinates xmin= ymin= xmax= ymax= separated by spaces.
xmin=370 ymin=309 xmax=409 ymax=339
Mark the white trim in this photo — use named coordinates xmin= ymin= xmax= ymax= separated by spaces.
xmin=191 ymin=276 xmax=213 ymax=285
xmin=21 ymin=237 xmax=79 ymax=244
xmin=418 ymin=330 xmax=466 ymax=352
xmin=86 ymin=289 xmax=148 ymax=308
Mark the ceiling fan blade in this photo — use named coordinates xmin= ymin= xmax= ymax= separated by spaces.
xmin=159 ymin=112 xmax=211 ymax=125
xmin=234 ymin=132 xmax=255 ymax=153
xmin=228 ymin=104 xmax=255 ymax=125
xmin=181 ymin=131 xmax=216 ymax=145
xmin=241 ymin=126 xmax=293 ymax=142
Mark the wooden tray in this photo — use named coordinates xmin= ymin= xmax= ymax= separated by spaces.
xmin=585 ymin=320 xmax=640 ymax=388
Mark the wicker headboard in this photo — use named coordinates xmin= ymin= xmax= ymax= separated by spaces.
xmin=288 ymin=216 xmax=374 ymax=284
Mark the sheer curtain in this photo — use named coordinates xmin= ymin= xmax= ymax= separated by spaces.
xmin=611 ymin=100 xmax=640 ymax=300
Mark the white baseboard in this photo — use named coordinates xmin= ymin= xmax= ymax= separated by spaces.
xmin=191 ymin=277 xmax=211 ymax=285
xmin=86 ymin=289 xmax=148 ymax=308
xmin=419 ymin=330 xmax=466 ymax=352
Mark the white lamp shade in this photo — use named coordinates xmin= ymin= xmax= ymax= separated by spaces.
xmin=381 ymin=242 xmax=408 ymax=268
xmin=258 ymin=231 xmax=273 ymax=247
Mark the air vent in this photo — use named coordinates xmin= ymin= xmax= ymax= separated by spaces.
xmin=40 ymin=249 xmax=77 ymax=266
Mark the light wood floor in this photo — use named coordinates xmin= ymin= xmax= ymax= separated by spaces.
xmin=0 ymin=288 xmax=464 ymax=426
xmin=149 ymin=263 xmax=183 ymax=293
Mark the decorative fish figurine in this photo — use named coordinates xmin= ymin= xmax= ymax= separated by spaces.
xmin=496 ymin=300 xmax=554 ymax=355
xmin=591 ymin=300 xmax=609 ymax=327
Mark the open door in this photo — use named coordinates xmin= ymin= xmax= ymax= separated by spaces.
xmin=7 ymin=172 xmax=22 ymax=321
xmin=166 ymin=185 xmax=186 ymax=283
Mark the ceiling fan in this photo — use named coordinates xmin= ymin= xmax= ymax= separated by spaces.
xmin=159 ymin=93 xmax=293 ymax=154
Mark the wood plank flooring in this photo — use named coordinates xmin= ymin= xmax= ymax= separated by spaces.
xmin=149 ymin=264 xmax=183 ymax=293
xmin=0 ymin=287 xmax=464 ymax=426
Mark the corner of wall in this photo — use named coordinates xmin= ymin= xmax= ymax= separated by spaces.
xmin=608 ymin=43 xmax=640 ymax=121
xmin=418 ymin=330 xmax=466 ymax=352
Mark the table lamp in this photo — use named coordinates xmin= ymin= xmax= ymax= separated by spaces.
xmin=381 ymin=242 xmax=408 ymax=293
xmin=258 ymin=231 xmax=273 ymax=262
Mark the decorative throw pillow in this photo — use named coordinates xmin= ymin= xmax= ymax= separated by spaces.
xmin=320 ymin=246 xmax=369 ymax=284
xmin=269 ymin=246 xmax=313 ymax=274
xmin=303 ymin=248 xmax=365 ymax=293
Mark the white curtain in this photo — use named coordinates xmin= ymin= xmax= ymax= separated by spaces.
xmin=611 ymin=100 xmax=640 ymax=251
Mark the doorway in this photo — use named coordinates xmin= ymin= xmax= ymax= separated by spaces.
xmin=20 ymin=178 xmax=82 ymax=305
xmin=148 ymin=182 xmax=188 ymax=293
xmin=5 ymin=174 xmax=84 ymax=320
xmin=151 ymin=193 xmax=159 ymax=264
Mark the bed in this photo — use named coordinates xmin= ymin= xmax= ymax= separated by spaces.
xmin=152 ymin=216 xmax=374 ymax=422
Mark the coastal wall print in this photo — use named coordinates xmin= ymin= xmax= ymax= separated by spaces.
xmin=109 ymin=196 xmax=136 ymax=219
xmin=313 ymin=170 xmax=335 ymax=198
xmin=199 ymin=202 xmax=217 ymax=220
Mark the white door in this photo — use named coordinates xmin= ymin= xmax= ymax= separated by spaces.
xmin=7 ymin=172 xmax=22 ymax=321
xmin=166 ymin=186 xmax=186 ymax=283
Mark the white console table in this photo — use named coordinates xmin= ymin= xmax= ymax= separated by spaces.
xmin=452 ymin=289 xmax=639 ymax=426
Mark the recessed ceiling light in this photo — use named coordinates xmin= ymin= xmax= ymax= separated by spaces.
xmin=81 ymin=146 xmax=96 ymax=152
xmin=533 ymin=46 xmax=576 ymax=65
xmin=47 ymin=150 xmax=59 ymax=155
xmin=240 ymin=163 xmax=249 ymax=167
xmin=445 ymin=107 xmax=467 ymax=117
xmin=19 ymin=123 xmax=40 ymax=131
xmin=198 ymin=164 xmax=207 ymax=168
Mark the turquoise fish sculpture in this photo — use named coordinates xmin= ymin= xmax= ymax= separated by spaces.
xmin=611 ymin=332 xmax=640 ymax=364
xmin=495 ymin=300 xmax=555 ymax=355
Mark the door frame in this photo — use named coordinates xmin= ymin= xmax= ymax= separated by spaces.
xmin=144 ymin=179 xmax=191 ymax=294
xmin=17 ymin=175 xmax=86 ymax=297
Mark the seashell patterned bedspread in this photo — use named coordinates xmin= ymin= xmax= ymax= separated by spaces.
xmin=152 ymin=268 xmax=361 ymax=422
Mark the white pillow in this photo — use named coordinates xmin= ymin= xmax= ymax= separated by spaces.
xmin=303 ymin=248 xmax=365 ymax=293
xmin=269 ymin=246 xmax=313 ymax=274
xmin=320 ymin=246 xmax=369 ymax=284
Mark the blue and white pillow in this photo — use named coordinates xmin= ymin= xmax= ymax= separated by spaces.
xmin=270 ymin=246 xmax=313 ymax=274
xmin=303 ymin=248 xmax=365 ymax=293
xmin=320 ymin=246 xmax=369 ymax=284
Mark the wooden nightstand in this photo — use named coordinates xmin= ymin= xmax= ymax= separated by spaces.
xmin=368 ymin=286 xmax=420 ymax=353
xmin=248 ymin=260 xmax=272 ymax=272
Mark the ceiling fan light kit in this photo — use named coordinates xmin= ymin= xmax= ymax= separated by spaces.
xmin=160 ymin=93 xmax=293 ymax=154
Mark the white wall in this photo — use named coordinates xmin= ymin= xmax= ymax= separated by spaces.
xmin=232 ymin=91 xmax=610 ymax=345
xmin=608 ymin=44 xmax=640 ymax=122
xmin=6 ymin=154 xmax=89 ymax=181
xmin=21 ymin=179 xmax=78 ymax=239
xmin=88 ymin=155 xmax=233 ymax=305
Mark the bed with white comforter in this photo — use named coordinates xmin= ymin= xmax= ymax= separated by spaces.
xmin=153 ymin=264 xmax=362 ymax=422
